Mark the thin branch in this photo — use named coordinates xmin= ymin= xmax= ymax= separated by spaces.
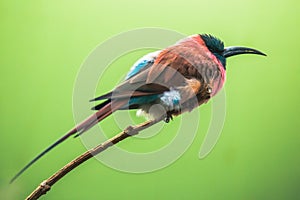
xmin=26 ymin=117 xmax=163 ymax=200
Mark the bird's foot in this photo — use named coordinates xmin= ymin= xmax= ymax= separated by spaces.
xmin=164 ymin=112 xmax=173 ymax=123
xmin=203 ymin=84 xmax=212 ymax=100
xmin=206 ymin=85 xmax=212 ymax=95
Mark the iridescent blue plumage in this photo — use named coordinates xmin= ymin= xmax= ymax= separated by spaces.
xmin=126 ymin=60 xmax=149 ymax=80
xmin=128 ymin=94 xmax=159 ymax=105
xmin=125 ymin=51 xmax=180 ymax=114
xmin=126 ymin=50 xmax=163 ymax=108
xmin=126 ymin=50 xmax=182 ymax=112
xmin=125 ymin=50 xmax=161 ymax=80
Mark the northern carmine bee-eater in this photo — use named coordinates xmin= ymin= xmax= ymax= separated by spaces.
xmin=11 ymin=34 xmax=266 ymax=183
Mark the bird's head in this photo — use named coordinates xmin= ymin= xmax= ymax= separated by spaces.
xmin=199 ymin=34 xmax=266 ymax=69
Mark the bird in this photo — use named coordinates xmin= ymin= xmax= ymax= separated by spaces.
xmin=10 ymin=34 xmax=266 ymax=183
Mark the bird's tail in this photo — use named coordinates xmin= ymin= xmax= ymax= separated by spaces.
xmin=10 ymin=99 xmax=125 ymax=183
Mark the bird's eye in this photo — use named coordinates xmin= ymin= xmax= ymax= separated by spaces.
xmin=210 ymin=47 xmax=223 ymax=54
xmin=218 ymin=49 xmax=224 ymax=54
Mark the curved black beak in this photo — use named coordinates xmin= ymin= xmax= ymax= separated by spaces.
xmin=222 ymin=46 xmax=266 ymax=58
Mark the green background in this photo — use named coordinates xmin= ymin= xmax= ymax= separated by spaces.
xmin=1 ymin=0 xmax=299 ymax=199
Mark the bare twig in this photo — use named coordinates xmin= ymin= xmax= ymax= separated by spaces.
xmin=26 ymin=117 xmax=163 ymax=200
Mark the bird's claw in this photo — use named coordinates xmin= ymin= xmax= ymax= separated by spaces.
xmin=203 ymin=84 xmax=212 ymax=100
xmin=207 ymin=86 xmax=212 ymax=94
xmin=164 ymin=113 xmax=173 ymax=123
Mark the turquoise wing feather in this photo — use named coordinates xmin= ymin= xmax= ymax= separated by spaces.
xmin=125 ymin=50 xmax=161 ymax=80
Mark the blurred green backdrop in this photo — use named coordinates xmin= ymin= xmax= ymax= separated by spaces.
xmin=1 ymin=0 xmax=299 ymax=199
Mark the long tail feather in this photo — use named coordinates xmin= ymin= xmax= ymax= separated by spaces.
xmin=91 ymin=99 xmax=111 ymax=110
xmin=10 ymin=100 xmax=124 ymax=183
xmin=74 ymin=102 xmax=114 ymax=137
xmin=9 ymin=128 xmax=77 ymax=183
xmin=89 ymin=92 xmax=112 ymax=102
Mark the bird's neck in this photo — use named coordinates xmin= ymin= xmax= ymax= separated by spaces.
xmin=213 ymin=53 xmax=226 ymax=69
xmin=215 ymin=59 xmax=226 ymax=96
xmin=211 ymin=54 xmax=226 ymax=96
xmin=191 ymin=35 xmax=226 ymax=95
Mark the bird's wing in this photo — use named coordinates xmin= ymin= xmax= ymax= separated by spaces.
xmin=90 ymin=50 xmax=164 ymax=102
xmin=125 ymin=50 xmax=161 ymax=80
xmin=128 ymin=37 xmax=208 ymax=88
xmin=123 ymin=37 xmax=222 ymax=110
xmin=92 ymin=36 xmax=221 ymax=106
